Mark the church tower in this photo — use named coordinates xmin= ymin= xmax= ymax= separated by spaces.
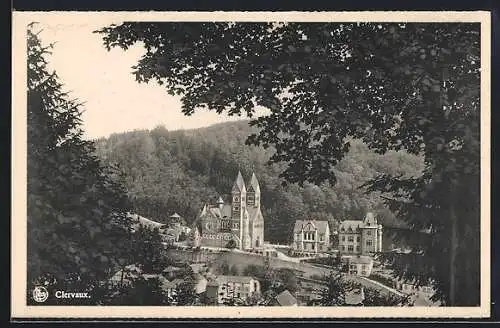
xmin=246 ymin=172 xmax=265 ymax=248
xmin=246 ymin=172 xmax=261 ymax=208
xmin=231 ymin=171 xmax=246 ymax=249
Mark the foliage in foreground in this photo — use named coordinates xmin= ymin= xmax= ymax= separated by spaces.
xmin=97 ymin=22 xmax=481 ymax=306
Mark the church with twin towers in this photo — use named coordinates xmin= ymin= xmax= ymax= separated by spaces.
xmin=197 ymin=171 xmax=265 ymax=250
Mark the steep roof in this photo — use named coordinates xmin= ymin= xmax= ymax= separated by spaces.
xmin=339 ymin=220 xmax=364 ymax=232
xmin=247 ymin=172 xmax=261 ymax=193
xmin=247 ymin=206 xmax=263 ymax=222
xmin=293 ymin=220 xmax=329 ymax=233
xmin=275 ymin=289 xmax=298 ymax=306
xmin=170 ymin=212 xmax=181 ymax=219
xmin=200 ymin=204 xmax=232 ymax=220
xmin=161 ymin=279 xmax=177 ymax=290
xmin=339 ymin=213 xmax=380 ymax=232
xmin=189 ymin=263 xmax=207 ymax=273
xmin=213 ymin=275 xmax=257 ymax=285
xmin=171 ymin=278 xmax=185 ymax=286
xmin=129 ymin=213 xmax=165 ymax=229
xmin=364 ymin=212 xmax=377 ymax=225
xmin=345 ymin=288 xmax=365 ymax=305
xmin=349 ymin=255 xmax=373 ymax=265
xmin=162 ymin=266 xmax=183 ymax=273
xmin=109 ymin=264 xmax=141 ymax=282
xmin=232 ymin=171 xmax=246 ymax=192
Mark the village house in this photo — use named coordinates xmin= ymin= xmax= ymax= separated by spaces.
xmin=291 ymin=220 xmax=331 ymax=255
xmin=393 ymin=278 xmax=435 ymax=298
xmin=109 ymin=264 xmax=142 ymax=287
xmin=348 ymin=255 xmax=374 ymax=277
xmin=162 ymin=266 xmax=184 ymax=279
xmin=338 ymin=212 xmax=383 ymax=255
xmin=141 ymin=273 xmax=177 ymax=299
xmin=205 ymin=275 xmax=261 ymax=305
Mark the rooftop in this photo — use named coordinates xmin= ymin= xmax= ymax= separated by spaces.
xmin=345 ymin=288 xmax=365 ymax=305
xmin=211 ymin=275 xmax=258 ymax=285
xmin=129 ymin=213 xmax=165 ymax=229
xmin=275 ymin=290 xmax=298 ymax=306
xmin=349 ymin=255 xmax=373 ymax=265
xmin=293 ymin=220 xmax=329 ymax=233
xmin=232 ymin=171 xmax=246 ymax=192
xmin=339 ymin=213 xmax=382 ymax=232
xmin=162 ymin=266 xmax=183 ymax=273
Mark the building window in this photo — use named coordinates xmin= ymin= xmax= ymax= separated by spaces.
xmin=367 ymin=230 xmax=372 ymax=236
xmin=348 ymin=245 xmax=354 ymax=252
xmin=355 ymin=246 xmax=359 ymax=252
xmin=319 ymin=234 xmax=324 ymax=241
xmin=348 ymin=235 xmax=354 ymax=242
xmin=356 ymin=236 xmax=360 ymax=242
xmin=366 ymin=240 xmax=373 ymax=247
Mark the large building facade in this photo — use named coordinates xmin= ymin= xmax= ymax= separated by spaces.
xmin=338 ymin=212 xmax=383 ymax=255
xmin=292 ymin=220 xmax=331 ymax=254
xmin=198 ymin=172 xmax=265 ymax=250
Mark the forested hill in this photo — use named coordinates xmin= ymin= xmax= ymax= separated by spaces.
xmin=94 ymin=120 xmax=424 ymax=244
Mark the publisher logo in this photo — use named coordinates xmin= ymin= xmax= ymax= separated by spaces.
xmin=32 ymin=286 xmax=49 ymax=303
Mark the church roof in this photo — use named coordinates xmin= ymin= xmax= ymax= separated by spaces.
xmin=201 ymin=204 xmax=232 ymax=220
xmin=247 ymin=206 xmax=263 ymax=222
xmin=247 ymin=172 xmax=260 ymax=193
xmin=293 ymin=220 xmax=329 ymax=233
xmin=232 ymin=171 xmax=246 ymax=192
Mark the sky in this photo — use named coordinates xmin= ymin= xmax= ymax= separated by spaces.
xmin=34 ymin=18 xmax=250 ymax=140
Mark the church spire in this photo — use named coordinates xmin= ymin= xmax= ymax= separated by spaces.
xmin=247 ymin=172 xmax=261 ymax=193
xmin=232 ymin=171 xmax=246 ymax=193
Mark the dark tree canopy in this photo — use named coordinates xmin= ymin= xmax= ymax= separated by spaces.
xmin=97 ymin=22 xmax=481 ymax=306
xmin=27 ymin=25 xmax=133 ymax=291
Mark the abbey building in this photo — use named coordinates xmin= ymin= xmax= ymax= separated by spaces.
xmin=197 ymin=172 xmax=265 ymax=250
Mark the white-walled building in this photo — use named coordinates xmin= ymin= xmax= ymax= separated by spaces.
xmin=292 ymin=220 xmax=330 ymax=254
xmin=338 ymin=212 xmax=383 ymax=255
xmin=348 ymin=255 xmax=374 ymax=277
xmin=205 ymin=275 xmax=261 ymax=304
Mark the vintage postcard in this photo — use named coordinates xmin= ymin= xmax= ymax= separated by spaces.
xmin=11 ymin=11 xmax=491 ymax=319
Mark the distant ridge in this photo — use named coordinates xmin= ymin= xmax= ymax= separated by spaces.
xmin=95 ymin=120 xmax=423 ymax=245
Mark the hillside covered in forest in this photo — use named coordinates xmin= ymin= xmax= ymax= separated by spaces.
xmin=94 ymin=121 xmax=424 ymax=245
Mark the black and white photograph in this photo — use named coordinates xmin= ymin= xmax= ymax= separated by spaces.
xmin=11 ymin=11 xmax=491 ymax=318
